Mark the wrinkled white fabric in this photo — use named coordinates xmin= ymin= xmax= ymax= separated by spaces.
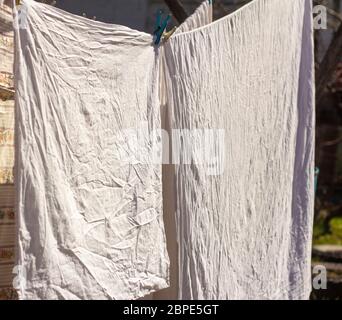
xmin=164 ymin=0 xmax=315 ymax=300
xmin=175 ymin=0 xmax=212 ymax=34
xmin=14 ymin=0 xmax=169 ymax=300
xmin=159 ymin=0 xmax=212 ymax=108
xmin=154 ymin=1 xmax=213 ymax=300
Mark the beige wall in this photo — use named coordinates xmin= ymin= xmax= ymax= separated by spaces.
xmin=0 ymin=2 xmax=15 ymax=301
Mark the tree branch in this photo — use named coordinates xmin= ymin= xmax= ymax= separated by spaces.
xmin=164 ymin=0 xmax=189 ymax=24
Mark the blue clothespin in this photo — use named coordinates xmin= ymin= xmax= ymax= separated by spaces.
xmin=154 ymin=10 xmax=171 ymax=45
xmin=155 ymin=10 xmax=162 ymax=31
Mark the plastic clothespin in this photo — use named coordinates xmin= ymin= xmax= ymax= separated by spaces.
xmin=153 ymin=10 xmax=171 ymax=45
xmin=153 ymin=10 xmax=163 ymax=42
xmin=154 ymin=10 xmax=162 ymax=31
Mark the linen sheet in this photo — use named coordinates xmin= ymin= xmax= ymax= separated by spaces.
xmin=14 ymin=0 xmax=169 ymax=300
xmin=163 ymin=0 xmax=315 ymax=300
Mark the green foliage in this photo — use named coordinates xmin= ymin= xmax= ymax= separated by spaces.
xmin=314 ymin=217 xmax=342 ymax=245
xmin=330 ymin=217 xmax=342 ymax=238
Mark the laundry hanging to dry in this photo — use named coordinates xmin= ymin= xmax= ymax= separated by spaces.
xmin=10 ymin=0 xmax=315 ymax=300
xmin=163 ymin=0 xmax=315 ymax=300
xmin=14 ymin=0 xmax=169 ymax=300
